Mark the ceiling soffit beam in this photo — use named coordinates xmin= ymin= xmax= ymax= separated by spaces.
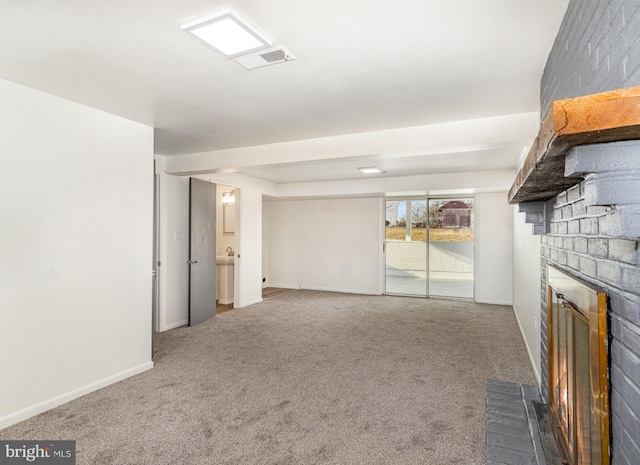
xmin=162 ymin=112 xmax=539 ymax=176
xmin=274 ymin=169 xmax=518 ymax=199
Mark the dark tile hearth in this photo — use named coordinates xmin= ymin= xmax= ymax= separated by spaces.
xmin=486 ymin=380 xmax=547 ymax=465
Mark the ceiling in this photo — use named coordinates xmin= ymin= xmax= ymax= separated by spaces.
xmin=0 ymin=0 xmax=569 ymax=184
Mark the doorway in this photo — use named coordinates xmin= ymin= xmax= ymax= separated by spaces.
xmin=153 ymin=175 xmax=243 ymax=334
xmin=385 ymin=199 xmax=428 ymax=296
xmin=216 ymin=185 xmax=237 ymax=313
xmin=427 ymin=198 xmax=474 ymax=299
xmin=384 ymin=197 xmax=474 ymax=299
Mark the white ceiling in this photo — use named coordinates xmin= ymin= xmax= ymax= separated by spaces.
xmin=0 ymin=0 xmax=569 ymax=185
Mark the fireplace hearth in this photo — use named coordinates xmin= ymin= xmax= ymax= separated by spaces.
xmin=546 ymin=266 xmax=609 ymax=465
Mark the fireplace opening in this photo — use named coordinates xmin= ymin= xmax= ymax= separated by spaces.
xmin=546 ymin=266 xmax=610 ymax=465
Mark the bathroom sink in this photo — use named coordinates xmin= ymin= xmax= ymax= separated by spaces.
xmin=216 ymin=255 xmax=234 ymax=265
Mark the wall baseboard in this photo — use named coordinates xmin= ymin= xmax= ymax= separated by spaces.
xmin=159 ymin=319 xmax=188 ymax=332
xmin=267 ymin=283 xmax=301 ymax=290
xmin=511 ymin=306 xmax=542 ymax=388
xmin=0 ymin=361 xmax=154 ymax=430
xmin=236 ymin=297 xmax=263 ymax=308
xmin=300 ymin=285 xmax=379 ymax=295
xmin=475 ymin=298 xmax=513 ymax=306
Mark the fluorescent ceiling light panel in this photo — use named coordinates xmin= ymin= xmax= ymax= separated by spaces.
xmin=358 ymin=166 xmax=385 ymax=174
xmin=183 ymin=13 xmax=270 ymax=57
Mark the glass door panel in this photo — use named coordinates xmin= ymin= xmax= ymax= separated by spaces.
xmin=385 ymin=199 xmax=427 ymax=296
xmin=427 ymin=198 xmax=474 ymax=298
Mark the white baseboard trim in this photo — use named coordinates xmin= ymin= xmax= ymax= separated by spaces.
xmin=300 ymin=285 xmax=379 ymax=295
xmin=267 ymin=283 xmax=301 ymax=290
xmin=512 ymin=307 xmax=542 ymax=388
xmin=475 ymin=299 xmax=513 ymax=306
xmin=236 ymin=297 xmax=263 ymax=308
xmin=0 ymin=361 xmax=154 ymax=430
xmin=159 ymin=319 xmax=188 ymax=332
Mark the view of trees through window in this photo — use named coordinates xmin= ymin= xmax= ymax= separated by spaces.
xmin=385 ymin=199 xmax=474 ymax=242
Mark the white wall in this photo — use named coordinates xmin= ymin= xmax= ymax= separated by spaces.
xmin=266 ymin=195 xmax=513 ymax=301
xmin=235 ymin=185 xmax=266 ymax=306
xmin=157 ymin=173 xmax=190 ymax=331
xmin=512 ymin=209 xmax=542 ymax=385
xmin=474 ymin=192 xmax=514 ymax=305
xmin=267 ymin=198 xmax=383 ymax=294
xmin=0 ymin=79 xmax=154 ymax=428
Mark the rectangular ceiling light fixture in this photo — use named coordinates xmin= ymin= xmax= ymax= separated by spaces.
xmin=182 ymin=12 xmax=271 ymax=58
xmin=358 ymin=166 xmax=385 ymax=174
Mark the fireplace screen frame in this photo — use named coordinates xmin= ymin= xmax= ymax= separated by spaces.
xmin=547 ymin=266 xmax=610 ymax=465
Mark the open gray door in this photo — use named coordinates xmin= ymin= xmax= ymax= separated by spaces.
xmin=189 ymin=178 xmax=216 ymax=326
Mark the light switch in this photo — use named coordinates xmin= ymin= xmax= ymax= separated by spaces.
xmin=174 ymin=230 xmax=181 ymax=240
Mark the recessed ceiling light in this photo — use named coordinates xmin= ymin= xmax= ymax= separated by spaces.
xmin=182 ymin=12 xmax=270 ymax=58
xmin=358 ymin=166 xmax=385 ymax=174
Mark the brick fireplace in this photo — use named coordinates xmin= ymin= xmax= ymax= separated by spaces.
xmin=509 ymin=2 xmax=640 ymax=464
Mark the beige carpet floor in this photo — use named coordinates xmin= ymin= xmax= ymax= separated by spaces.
xmin=1 ymin=290 xmax=536 ymax=464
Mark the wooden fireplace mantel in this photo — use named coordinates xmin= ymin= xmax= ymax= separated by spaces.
xmin=508 ymin=86 xmax=640 ymax=204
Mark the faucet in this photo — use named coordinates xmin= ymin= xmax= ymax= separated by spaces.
xmin=226 ymin=247 xmax=234 ymax=257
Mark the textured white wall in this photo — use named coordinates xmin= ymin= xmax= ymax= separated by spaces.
xmin=268 ymin=195 xmax=514 ymax=301
xmin=158 ymin=173 xmax=190 ymax=330
xmin=474 ymin=193 xmax=514 ymax=305
xmin=234 ymin=185 xmax=265 ymax=306
xmin=512 ymin=209 xmax=542 ymax=385
xmin=267 ymin=198 xmax=382 ymax=294
xmin=0 ymin=79 xmax=154 ymax=428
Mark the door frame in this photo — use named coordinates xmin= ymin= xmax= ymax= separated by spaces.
xmin=152 ymin=170 xmax=160 ymax=334
xmin=153 ymin=175 xmax=244 ymax=334
xmin=382 ymin=195 xmax=475 ymax=299
xmin=382 ymin=196 xmax=429 ymax=297
xmin=427 ymin=196 xmax=475 ymax=300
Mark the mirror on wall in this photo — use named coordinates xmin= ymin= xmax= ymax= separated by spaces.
xmin=222 ymin=190 xmax=235 ymax=234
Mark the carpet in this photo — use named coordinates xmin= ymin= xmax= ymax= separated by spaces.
xmin=0 ymin=291 xmax=536 ymax=464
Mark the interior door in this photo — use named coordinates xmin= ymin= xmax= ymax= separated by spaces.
xmin=189 ymin=178 xmax=217 ymax=326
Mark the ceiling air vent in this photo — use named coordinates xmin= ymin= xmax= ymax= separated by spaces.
xmin=234 ymin=46 xmax=295 ymax=70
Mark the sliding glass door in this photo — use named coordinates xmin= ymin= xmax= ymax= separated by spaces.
xmin=384 ymin=199 xmax=427 ymax=296
xmin=384 ymin=197 xmax=474 ymax=299
xmin=427 ymin=198 xmax=474 ymax=299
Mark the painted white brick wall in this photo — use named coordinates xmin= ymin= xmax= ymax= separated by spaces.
xmin=540 ymin=3 xmax=640 ymax=463
xmin=541 ymin=0 xmax=640 ymax=118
